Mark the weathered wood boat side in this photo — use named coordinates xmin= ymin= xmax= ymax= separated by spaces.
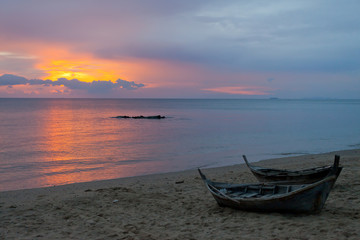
xmin=242 ymin=155 xmax=342 ymax=184
xmin=198 ymin=165 xmax=339 ymax=213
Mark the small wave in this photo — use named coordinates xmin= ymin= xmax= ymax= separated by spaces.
xmin=43 ymin=167 xmax=105 ymax=176
xmin=348 ymin=143 xmax=360 ymax=147
xmin=273 ymin=152 xmax=309 ymax=156
xmin=113 ymin=159 xmax=156 ymax=165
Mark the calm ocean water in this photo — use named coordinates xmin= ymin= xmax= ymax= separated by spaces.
xmin=1 ymin=98 xmax=360 ymax=191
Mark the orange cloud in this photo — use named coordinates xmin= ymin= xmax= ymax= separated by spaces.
xmin=0 ymin=39 xmax=134 ymax=82
xmin=203 ymin=86 xmax=272 ymax=95
xmin=35 ymin=46 xmax=127 ymax=82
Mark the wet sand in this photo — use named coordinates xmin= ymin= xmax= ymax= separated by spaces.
xmin=1 ymin=149 xmax=359 ymax=240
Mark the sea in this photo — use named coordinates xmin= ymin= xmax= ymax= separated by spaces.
xmin=1 ymin=98 xmax=360 ymax=191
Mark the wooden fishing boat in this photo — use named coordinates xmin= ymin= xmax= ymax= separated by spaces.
xmin=242 ymin=155 xmax=342 ymax=184
xmin=198 ymin=164 xmax=339 ymax=213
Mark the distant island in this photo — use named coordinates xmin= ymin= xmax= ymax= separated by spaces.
xmin=112 ymin=115 xmax=166 ymax=119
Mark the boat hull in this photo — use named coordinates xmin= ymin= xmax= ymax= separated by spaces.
xmin=211 ymin=177 xmax=335 ymax=213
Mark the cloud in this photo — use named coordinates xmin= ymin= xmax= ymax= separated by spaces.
xmin=1 ymin=1 xmax=360 ymax=74
xmin=83 ymin=0 xmax=360 ymax=73
xmin=0 ymin=74 xmax=145 ymax=95
xmin=0 ymin=51 xmax=36 ymax=59
xmin=0 ymin=74 xmax=28 ymax=85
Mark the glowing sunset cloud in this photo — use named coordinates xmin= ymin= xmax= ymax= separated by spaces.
xmin=0 ymin=43 xmax=149 ymax=97
xmin=203 ymin=86 xmax=273 ymax=95
xmin=35 ymin=46 xmax=125 ymax=82
xmin=42 ymin=60 xmax=93 ymax=80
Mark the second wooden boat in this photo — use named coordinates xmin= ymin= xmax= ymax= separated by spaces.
xmin=242 ymin=155 xmax=342 ymax=184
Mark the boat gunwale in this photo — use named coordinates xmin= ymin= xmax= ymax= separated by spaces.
xmin=242 ymin=155 xmax=334 ymax=176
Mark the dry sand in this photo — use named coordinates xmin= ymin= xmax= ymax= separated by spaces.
xmin=1 ymin=149 xmax=359 ymax=240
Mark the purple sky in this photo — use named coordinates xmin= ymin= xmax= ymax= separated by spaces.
xmin=0 ymin=0 xmax=359 ymax=98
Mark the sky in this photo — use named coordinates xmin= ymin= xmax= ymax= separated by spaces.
xmin=0 ymin=0 xmax=359 ymax=98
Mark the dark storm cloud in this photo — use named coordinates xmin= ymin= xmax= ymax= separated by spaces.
xmin=0 ymin=74 xmax=145 ymax=92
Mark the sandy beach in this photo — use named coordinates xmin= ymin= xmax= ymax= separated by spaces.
xmin=1 ymin=149 xmax=359 ymax=240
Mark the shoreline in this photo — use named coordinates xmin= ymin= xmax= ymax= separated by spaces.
xmin=1 ymin=149 xmax=359 ymax=239
xmin=1 ymin=148 xmax=357 ymax=194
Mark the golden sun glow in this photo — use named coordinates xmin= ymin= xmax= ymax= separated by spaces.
xmin=35 ymin=46 xmax=128 ymax=82
xmin=38 ymin=58 xmax=123 ymax=82
xmin=43 ymin=60 xmax=92 ymax=80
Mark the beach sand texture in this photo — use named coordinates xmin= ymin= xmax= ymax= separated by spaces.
xmin=1 ymin=149 xmax=359 ymax=240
